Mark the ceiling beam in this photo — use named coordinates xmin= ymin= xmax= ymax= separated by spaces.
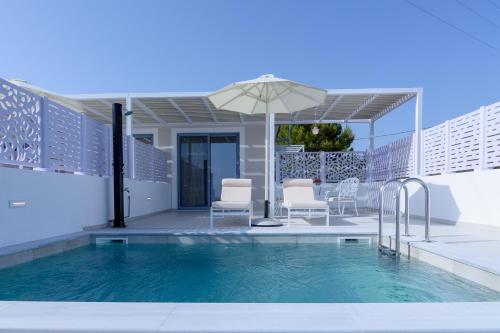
xmin=373 ymin=93 xmax=416 ymax=121
xmin=319 ymin=95 xmax=344 ymax=120
xmin=98 ymin=98 xmax=141 ymax=124
xmin=81 ymin=104 xmax=112 ymax=122
xmin=167 ymin=98 xmax=192 ymax=124
xmin=202 ymin=97 xmax=218 ymax=123
xmin=134 ymin=99 xmax=169 ymax=127
xmin=346 ymin=95 xmax=379 ymax=120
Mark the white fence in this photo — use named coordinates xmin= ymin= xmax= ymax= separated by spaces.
xmin=0 ymin=78 xmax=168 ymax=182
xmin=423 ymin=102 xmax=500 ymax=174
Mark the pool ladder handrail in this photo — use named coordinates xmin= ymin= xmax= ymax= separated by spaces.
xmin=378 ymin=177 xmax=431 ymax=257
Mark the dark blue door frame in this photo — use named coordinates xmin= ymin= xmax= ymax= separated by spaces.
xmin=177 ymin=133 xmax=240 ymax=210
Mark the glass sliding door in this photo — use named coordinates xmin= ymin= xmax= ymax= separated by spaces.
xmin=178 ymin=135 xmax=209 ymax=208
xmin=210 ymin=134 xmax=239 ymax=201
xmin=178 ymin=133 xmax=239 ymax=209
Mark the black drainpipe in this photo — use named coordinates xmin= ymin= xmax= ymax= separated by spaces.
xmin=112 ymin=103 xmax=126 ymax=228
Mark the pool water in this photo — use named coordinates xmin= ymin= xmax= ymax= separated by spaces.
xmin=0 ymin=242 xmax=499 ymax=303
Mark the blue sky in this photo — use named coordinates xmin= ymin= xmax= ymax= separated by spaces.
xmin=1 ymin=0 xmax=499 ymax=149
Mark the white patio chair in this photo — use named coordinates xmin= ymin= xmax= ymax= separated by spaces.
xmin=210 ymin=179 xmax=253 ymax=229
xmin=282 ymin=179 xmax=330 ymax=227
xmin=325 ymin=177 xmax=360 ymax=216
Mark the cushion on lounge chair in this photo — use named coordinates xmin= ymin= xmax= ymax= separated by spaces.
xmin=212 ymin=201 xmax=252 ymax=209
xmin=283 ymin=200 xmax=328 ymax=209
xmin=220 ymin=178 xmax=252 ymax=203
xmin=282 ymin=178 xmax=315 ymax=203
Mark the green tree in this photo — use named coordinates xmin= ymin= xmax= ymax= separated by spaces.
xmin=276 ymin=124 xmax=354 ymax=152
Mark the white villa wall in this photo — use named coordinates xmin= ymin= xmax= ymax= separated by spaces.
xmin=153 ymin=123 xmax=266 ymax=211
xmin=0 ymin=167 xmax=171 ymax=248
xmin=0 ymin=167 xmax=108 ymax=247
xmin=405 ymin=169 xmax=500 ymax=227
xmin=114 ymin=178 xmax=171 ymax=219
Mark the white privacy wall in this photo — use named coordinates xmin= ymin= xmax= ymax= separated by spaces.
xmin=404 ymin=169 xmax=500 ymax=226
xmin=0 ymin=167 xmax=171 ymax=248
xmin=0 ymin=167 xmax=109 ymax=247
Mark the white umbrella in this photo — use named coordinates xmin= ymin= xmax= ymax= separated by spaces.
xmin=208 ymin=74 xmax=327 ymax=225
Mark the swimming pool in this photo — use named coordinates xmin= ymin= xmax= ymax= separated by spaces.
xmin=0 ymin=241 xmax=499 ymax=303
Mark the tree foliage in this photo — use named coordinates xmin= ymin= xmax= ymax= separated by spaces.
xmin=276 ymin=124 xmax=355 ymax=152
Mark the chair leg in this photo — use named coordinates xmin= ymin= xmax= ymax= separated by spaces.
xmin=326 ymin=209 xmax=330 ymax=226
xmin=210 ymin=208 xmax=214 ymax=229
xmin=354 ymin=200 xmax=359 ymax=216
xmin=248 ymin=208 xmax=252 ymax=228
xmin=338 ymin=201 xmax=342 ymax=215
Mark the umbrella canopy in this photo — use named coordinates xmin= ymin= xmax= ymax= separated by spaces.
xmin=208 ymin=74 xmax=327 ymax=224
xmin=208 ymin=74 xmax=327 ymax=115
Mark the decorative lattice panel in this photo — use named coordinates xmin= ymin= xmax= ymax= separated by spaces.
xmin=390 ymin=135 xmax=414 ymax=179
xmin=366 ymin=135 xmax=414 ymax=181
xmin=45 ymin=100 xmax=83 ymax=172
xmin=485 ymin=102 xmax=500 ymax=168
xmin=122 ymin=135 xmax=130 ymax=178
xmin=366 ymin=145 xmax=390 ymax=182
xmin=0 ymin=79 xmax=42 ymax=167
xmin=134 ymin=139 xmax=154 ymax=181
xmin=325 ymin=152 xmax=366 ymax=182
xmin=277 ymin=152 xmax=321 ymax=182
xmin=448 ymin=110 xmax=481 ymax=172
xmin=85 ymin=117 xmax=109 ymax=176
xmin=423 ymin=123 xmax=448 ymax=175
xmin=153 ymin=148 xmax=168 ymax=182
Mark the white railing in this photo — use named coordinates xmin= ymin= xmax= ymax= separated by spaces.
xmin=0 ymin=78 xmax=168 ymax=182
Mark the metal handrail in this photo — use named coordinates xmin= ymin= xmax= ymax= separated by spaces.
xmin=378 ymin=177 xmax=431 ymax=257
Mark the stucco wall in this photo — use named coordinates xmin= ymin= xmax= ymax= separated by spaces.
xmin=0 ymin=167 xmax=171 ymax=247
xmin=0 ymin=167 xmax=109 ymax=247
xmin=405 ymin=169 xmax=500 ymax=226
xmin=153 ymin=124 xmax=266 ymax=211
xmin=361 ymin=169 xmax=500 ymax=227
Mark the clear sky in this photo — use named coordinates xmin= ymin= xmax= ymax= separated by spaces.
xmin=1 ymin=0 xmax=499 ymax=149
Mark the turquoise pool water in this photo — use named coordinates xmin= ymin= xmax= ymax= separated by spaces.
xmin=0 ymin=242 xmax=499 ymax=303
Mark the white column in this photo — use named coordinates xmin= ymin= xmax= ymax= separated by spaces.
xmin=369 ymin=120 xmax=375 ymax=151
xmin=269 ymin=113 xmax=275 ymax=217
xmin=125 ymin=95 xmax=135 ymax=179
xmin=125 ymin=95 xmax=133 ymax=136
xmin=414 ymin=89 xmax=423 ymax=176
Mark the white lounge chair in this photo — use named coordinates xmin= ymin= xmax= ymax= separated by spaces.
xmin=282 ymin=179 xmax=330 ymax=227
xmin=210 ymin=178 xmax=253 ymax=229
xmin=325 ymin=177 xmax=360 ymax=216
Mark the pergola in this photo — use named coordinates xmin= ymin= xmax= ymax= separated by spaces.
xmin=64 ymin=87 xmax=423 ymax=174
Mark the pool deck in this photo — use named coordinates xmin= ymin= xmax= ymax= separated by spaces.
xmin=1 ymin=301 xmax=500 ymax=333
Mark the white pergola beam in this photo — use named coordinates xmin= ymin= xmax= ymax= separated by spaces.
xmin=98 ymin=98 xmax=141 ymax=124
xmin=81 ymin=104 xmax=112 ymax=122
xmin=347 ymin=95 xmax=379 ymax=120
xmin=373 ymin=93 xmax=416 ymax=121
xmin=134 ymin=99 xmax=169 ymax=127
xmin=167 ymin=98 xmax=192 ymax=124
xmin=202 ymin=97 xmax=219 ymax=124
xmin=319 ymin=95 xmax=344 ymax=120
xmin=414 ymin=90 xmax=423 ymax=176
